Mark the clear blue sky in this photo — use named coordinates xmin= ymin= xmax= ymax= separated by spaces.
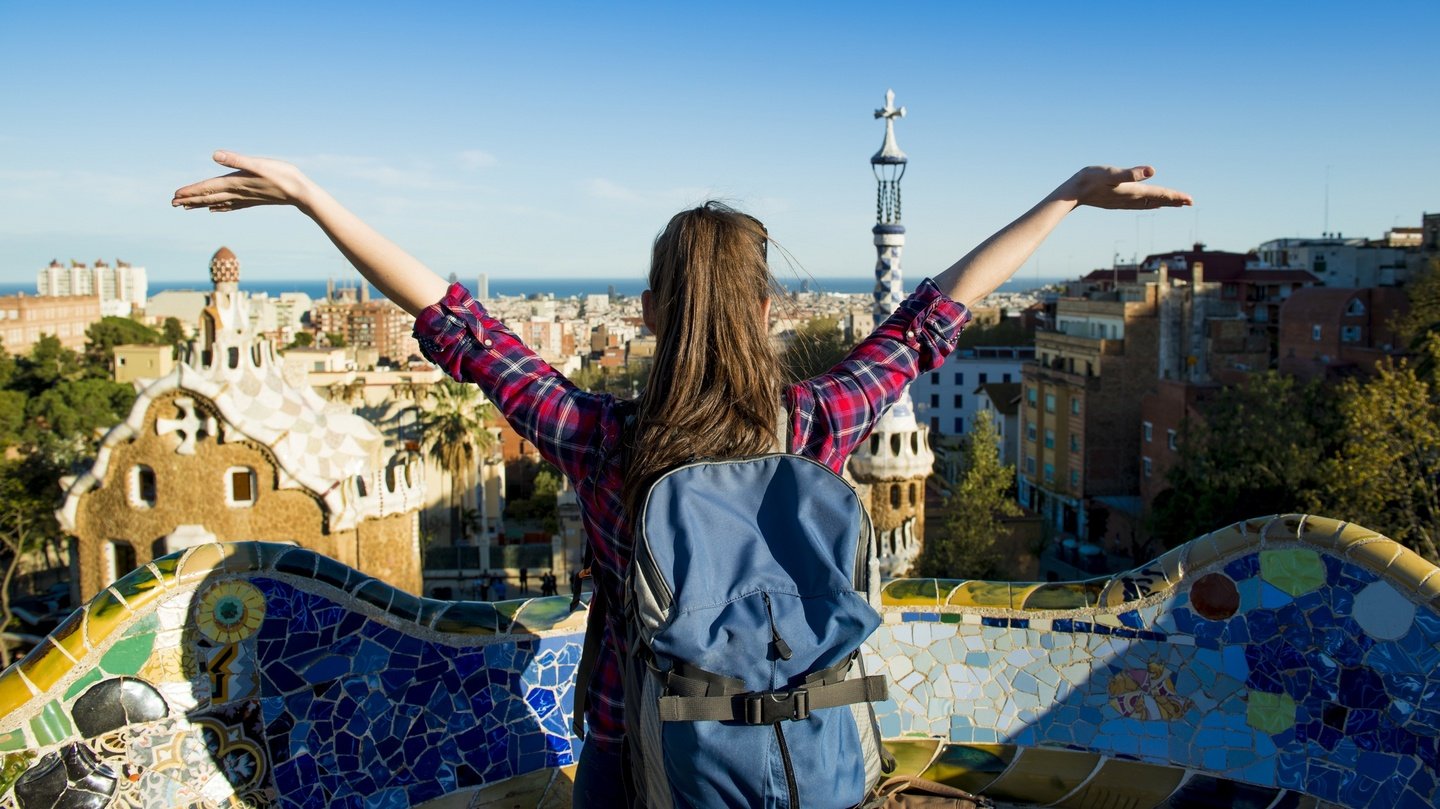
xmin=1 ymin=1 xmax=1435 ymax=286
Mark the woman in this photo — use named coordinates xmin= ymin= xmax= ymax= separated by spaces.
xmin=174 ymin=152 xmax=1189 ymax=805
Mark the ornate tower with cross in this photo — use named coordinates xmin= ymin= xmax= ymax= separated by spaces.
xmin=847 ymin=89 xmax=936 ymax=579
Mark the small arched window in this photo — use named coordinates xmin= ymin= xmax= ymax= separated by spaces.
xmin=104 ymin=540 xmax=137 ymax=587
xmin=130 ymin=465 xmax=157 ymax=509
xmin=908 ymin=482 xmax=917 ymax=505
xmin=226 ymin=467 xmax=257 ymax=507
xmin=890 ymin=484 xmax=901 ymax=509
xmin=890 ymin=434 xmax=902 ymax=455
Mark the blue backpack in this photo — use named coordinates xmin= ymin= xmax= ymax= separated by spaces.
xmin=575 ymin=418 xmax=894 ymax=808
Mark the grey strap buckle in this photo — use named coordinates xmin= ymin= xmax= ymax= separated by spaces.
xmin=741 ymin=688 xmax=810 ymax=724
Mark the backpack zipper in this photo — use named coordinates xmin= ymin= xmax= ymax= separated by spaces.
xmin=774 ymin=723 xmax=801 ymax=808
xmin=761 ymin=592 xmax=793 ymax=661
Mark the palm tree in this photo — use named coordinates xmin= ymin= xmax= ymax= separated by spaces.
xmin=418 ymin=379 xmax=497 ymax=546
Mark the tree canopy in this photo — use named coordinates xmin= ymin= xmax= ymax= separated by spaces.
xmin=914 ymin=412 xmax=1019 ymax=579
xmin=783 ymin=316 xmax=851 ymax=383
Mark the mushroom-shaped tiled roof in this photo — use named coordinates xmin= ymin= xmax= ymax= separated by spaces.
xmin=210 ymin=246 xmax=240 ymax=284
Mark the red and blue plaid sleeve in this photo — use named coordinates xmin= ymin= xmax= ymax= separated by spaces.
xmin=413 ymin=283 xmax=615 ymax=485
xmin=789 ymin=278 xmax=970 ymax=471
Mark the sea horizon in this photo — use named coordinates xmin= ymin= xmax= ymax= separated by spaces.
xmin=0 ymin=274 xmax=1075 ymax=301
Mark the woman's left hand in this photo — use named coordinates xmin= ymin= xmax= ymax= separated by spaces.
xmin=1057 ymin=165 xmax=1192 ymax=210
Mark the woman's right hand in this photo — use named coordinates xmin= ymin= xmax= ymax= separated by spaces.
xmin=171 ymin=151 xmax=315 ymax=213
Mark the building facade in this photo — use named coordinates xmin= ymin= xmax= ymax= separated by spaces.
xmin=57 ymin=247 xmax=425 ymax=601
xmin=1019 ymin=288 xmax=1160 ymax=545
xmin=0 ymin=292 xmax=102 ymax=354
xmin=912 ymin=346 xmax=1032 ymax=439
xmin=312 ymin=285 xmax=421 ymax=366
xmin=36 ymin=258 xmax=148 ymax=317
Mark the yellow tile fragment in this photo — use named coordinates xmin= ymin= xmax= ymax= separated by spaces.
xmin=1209 ymin=521 xmax=1255 ymax=559
xmin=1054 ymin=758 xmax=1185 ymax=809
xmin=17 ymin=646 xmax=73 ymax=694
xmin=1263 ymin=515 xmax=1306 ymax=544
xmin=177 ymin=543 xmax=227 ymax=579
xmin=1347 ymin=539 xmax=1404 ymax=577
xmin=1297 ymin=515 xmax=1346 ymax=550
xmin=85 ymin=589 xmax=133 ymax=646
xmin=983 ymin=748 xmax=1100 ymax=806
xmin=0 ymin=670 xmax=37 ymax=723
xmin=1386 ymin=550 xmax=1440 ymax=595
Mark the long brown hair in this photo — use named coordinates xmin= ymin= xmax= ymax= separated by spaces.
xmin=623 ymin=201 xmax=783 ymax=514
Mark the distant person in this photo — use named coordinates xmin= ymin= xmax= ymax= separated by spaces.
xmin=492 ymin=574 xmax=507 ymax=602
xmin=519 ymin=567 xmax=529 ymax=595
xmin=175 ymin=152 xmax=1189 ymax=807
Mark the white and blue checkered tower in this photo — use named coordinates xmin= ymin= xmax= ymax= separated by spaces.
xmin=847 ymin=90 xmax=935 ymax=579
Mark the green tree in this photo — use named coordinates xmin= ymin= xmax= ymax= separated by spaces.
xmin=84 ymin=316 xmax=163 ymax=372
xmin=325 ymin=331 xmax=347 ymax=348
xmin=0 ymin=337 xmax=16 ymax=389
xmin=783 ymin=317 xmax=851 ymax=383
xmin=1149 ymin=372 xmax=1339 ymax=547
xmin=0 ymin=391 xmax=27 ymax=450
xmin=288 ymin=332 xmax=315 ymax=349
xmin=1312 ymin=337 xmax=1440 ymax=562
xmin=24 ymin=378 xmax=137 ymax=462
xmin=914 ymin=412 xmax=1020 ymax=579
xmin=0 ymin=456 xmax=64 ymax=668
xmin=418 ymin=379 xmax=496 ymax=545
xmin=161 ymin=317 xmax=188 ymax=358
xmin=1394 ymin=258 xmax=1440 ymax=350
xmin=13 ymin=335 xmax=85 ymax=395
xmin=161 ymin=317 xmax=187 ymax=346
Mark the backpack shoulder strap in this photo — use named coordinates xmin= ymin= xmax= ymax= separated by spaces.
xmin=571 ymin=566 xmax=607 ymax=739
xmin=774 ymin=398 xmax=792 ymax=454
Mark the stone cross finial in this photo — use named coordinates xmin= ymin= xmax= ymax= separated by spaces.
xmin=874 ymin=89 xmax=906 ymax=122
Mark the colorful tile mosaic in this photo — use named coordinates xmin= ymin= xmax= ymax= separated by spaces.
xmin=0 ymin=514 xmax=1435 ymax=808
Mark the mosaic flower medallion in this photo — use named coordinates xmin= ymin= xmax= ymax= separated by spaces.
xmin=195 ymin=581 xmax=266 ymax=643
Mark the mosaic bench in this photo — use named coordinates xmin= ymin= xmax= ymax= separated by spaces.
xmin=0 ymin=514 xmax=1436 ymax=808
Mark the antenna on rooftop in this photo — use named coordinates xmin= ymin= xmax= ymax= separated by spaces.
xmin=1324 ymin=164 xmax=1332 ymax=235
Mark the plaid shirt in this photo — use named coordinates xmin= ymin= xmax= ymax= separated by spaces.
xmin=414 ymin=278 xmax=969 ymax=751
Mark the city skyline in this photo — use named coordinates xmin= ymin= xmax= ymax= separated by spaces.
xmin=1 ymin=1 xmax=1435 ymax=285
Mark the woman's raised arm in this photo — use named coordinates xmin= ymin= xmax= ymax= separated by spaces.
xmin=934 ymin=165 xmax=1192 ymax=308
xmin=172 ymin=151 xmax=449 ymax=317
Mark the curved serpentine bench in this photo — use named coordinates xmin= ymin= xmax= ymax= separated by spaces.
xmin=0 ymin=514 xmax=1436 ymax=808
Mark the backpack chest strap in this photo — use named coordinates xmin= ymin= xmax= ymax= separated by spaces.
xmin=657 ymin=674 xmax=887 ymax=724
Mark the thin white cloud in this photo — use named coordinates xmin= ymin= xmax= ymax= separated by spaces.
xmin=287 ymin=153 xmax=456 ymax=191
xmin=458 ymin=150 xmax=497 ymax=170
xmin=585 ymin=178 xmax=644 ymax=203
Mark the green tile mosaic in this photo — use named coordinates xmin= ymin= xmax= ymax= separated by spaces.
xmin=1247 ymin=691 xmax=1297 ymax=735
xmin=1260 ymin=548 xmax=1325 ymax=597
xmin=99 ymin=631 xmax=155 ymax=676
xmin=28 ymin=700 xmax=72 ymax=746
xmin=122 ymin=612 xmax=159 ymax=638
xmin=919 ymin=743 xmax=1014 ymax=794
xmin=0 ymin=730 xmax=25 ymax=753
xmin=946 ymin=581 xmax=1014 ymax=609
xmin=0 ymin=752 xmax=34 ymax=798
xmin=431 ymin=601 xmax=501 ymax=635
xmin=510 ymin=597 xmax=579 ymax=634
xmin=63 ymin=668 xmax=103 ymax=701
xmin=882 ymin=579 xmax=943 ymax=607
xmin=1019 ymin=583 xmax=1094 ymax=610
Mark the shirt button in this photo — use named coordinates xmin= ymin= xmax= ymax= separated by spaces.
xmin=484 ymin=339 xmax=494 ymax=347
xmin=905 ymin=329 xmax=915 ymax=339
